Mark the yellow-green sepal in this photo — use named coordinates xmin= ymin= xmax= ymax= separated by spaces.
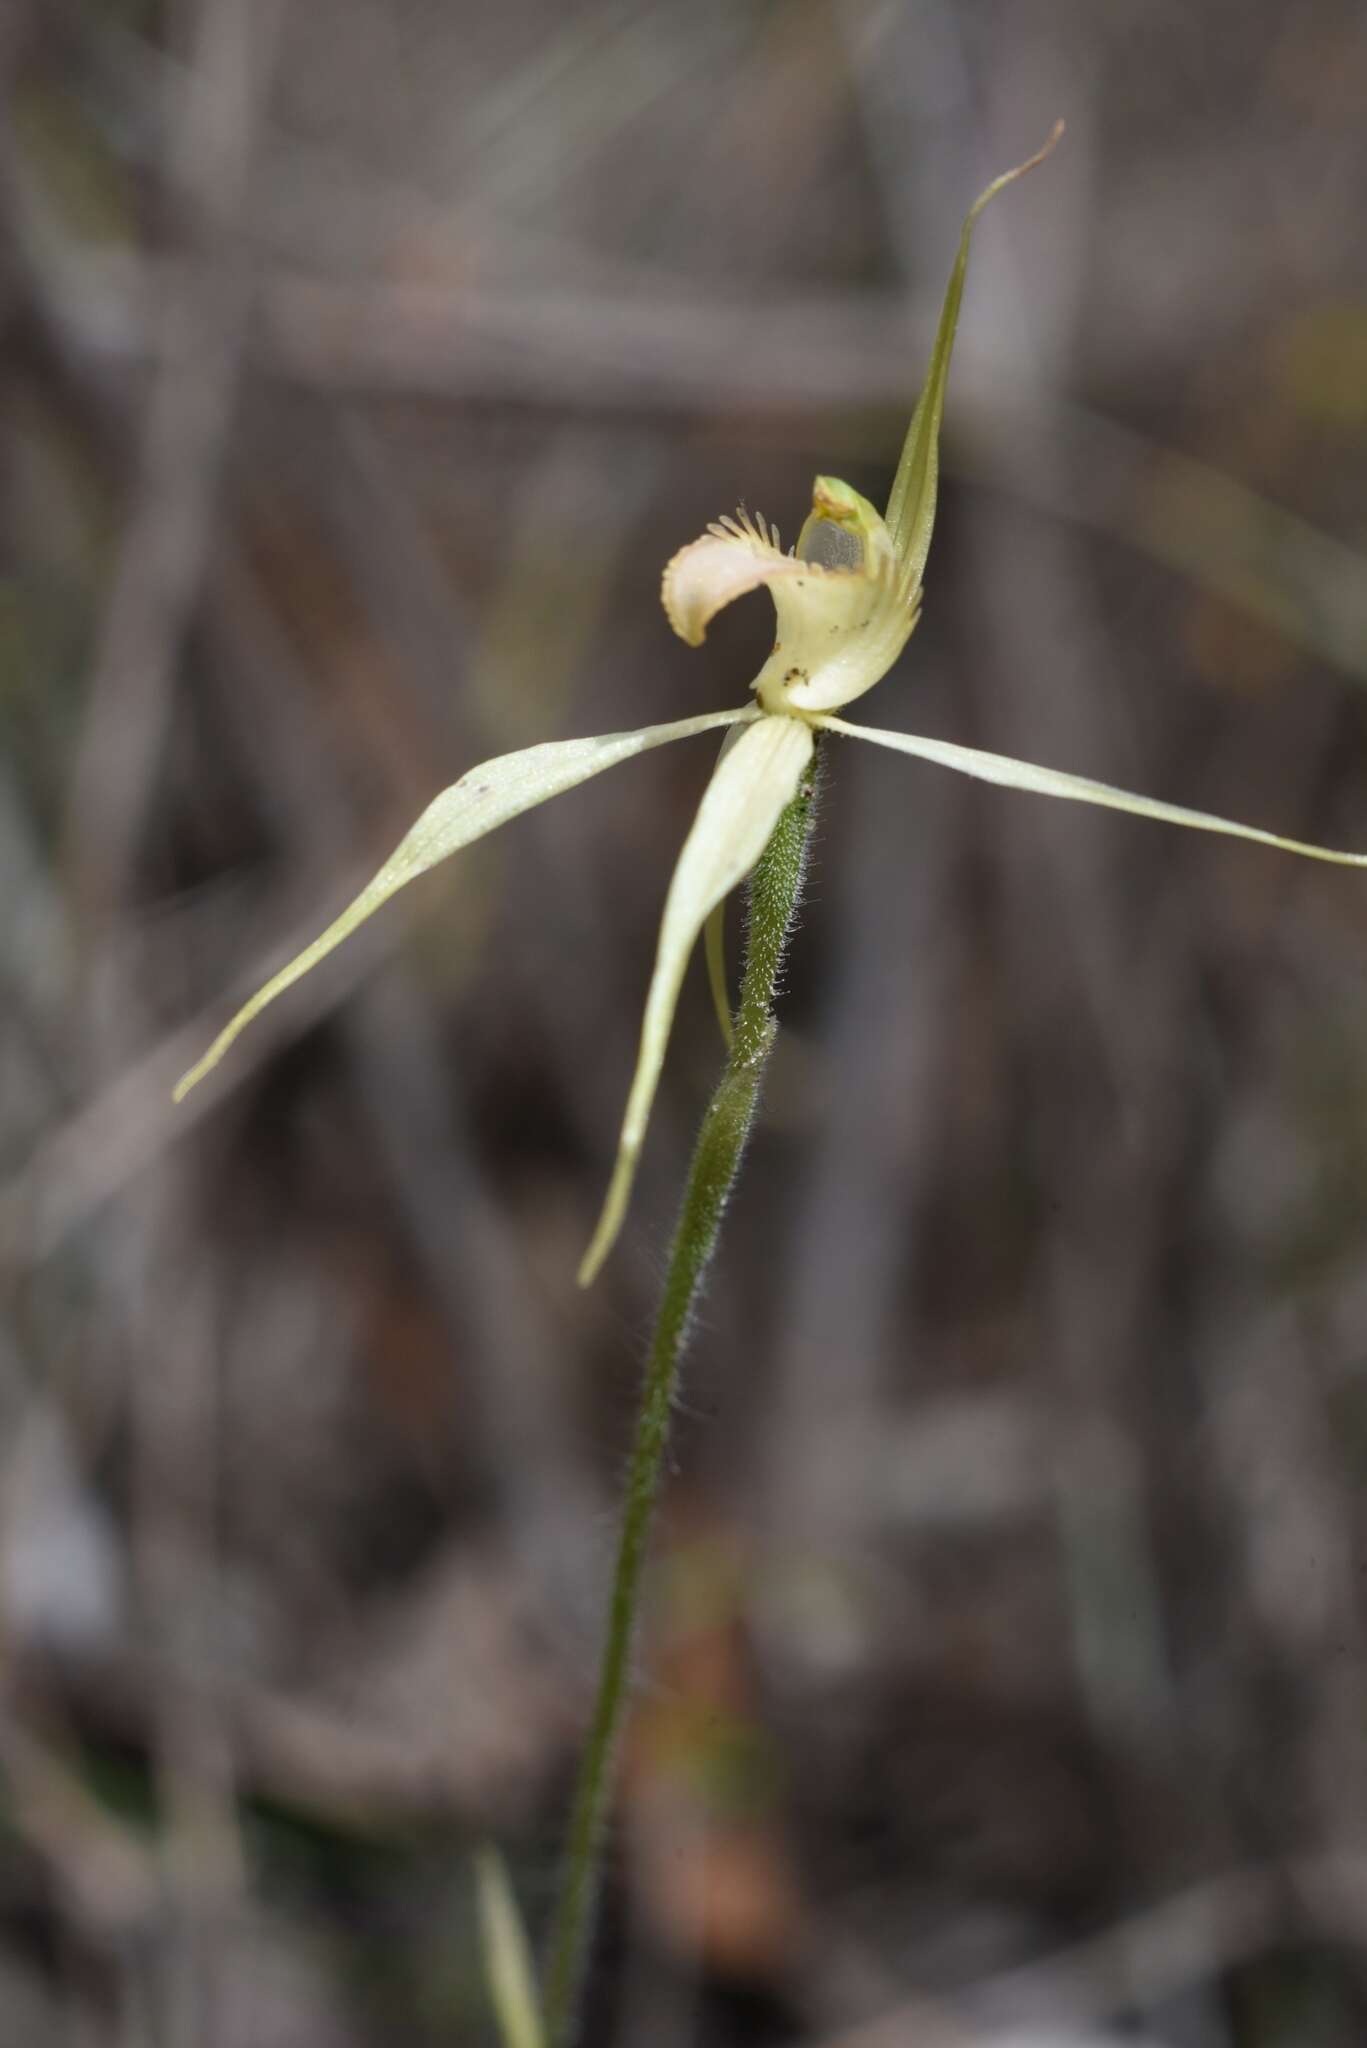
xmin=884 ymin=123 xmax=1063 ymax=596
xmin=172 ymin=707 xmax=755 ymax=1104
xmin=817 ymin=710 xmax=1367 ymax=870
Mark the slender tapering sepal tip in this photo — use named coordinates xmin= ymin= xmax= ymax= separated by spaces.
xmin=170 ymin=708 xmax=755 ymax=1108
xmin=885 ymin=119 xmax=1064 ymax=593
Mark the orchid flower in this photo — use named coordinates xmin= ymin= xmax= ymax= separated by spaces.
xmin=175 ymin=120 xmax=1367 ymax=1286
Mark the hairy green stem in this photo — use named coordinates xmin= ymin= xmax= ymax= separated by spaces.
xmin=543 ymin=747 xmax=821 ymax=2045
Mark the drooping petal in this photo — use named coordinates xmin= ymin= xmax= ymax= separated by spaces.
xmin=704 ymin=900 xmax=733 ymax=1049
xmin=474 ymin=1850 xmax=545 ymax=2048
xmin=819 ymin=713 xmax=1367 ymax=869
xmin=578 ymin=713 xmax=815 ymax=1287
xmin=173 ymin=706 xmax=758 ymax=1103
xmin=884 ymin=122 xmax=1063 ymax=595
xmin=699 ymin=720 xmax=757 ymax=1051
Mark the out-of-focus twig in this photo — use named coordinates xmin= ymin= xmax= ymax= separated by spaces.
xmin=959 ymin=395 xmax=1367 ymax=697
xmin=61 ymin=0 xmax=283 ymax=924
xmin=0 ymin=1716 xmax=158 ymax=1938
xmin=812 ymin=1855 xmax=1367 ymax=2048
xmin=0 ymin=884 xmax=401 ymax=1264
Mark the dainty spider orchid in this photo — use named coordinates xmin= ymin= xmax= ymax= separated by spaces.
xmin=175 ymin=121 xmax=1367 ymax=1285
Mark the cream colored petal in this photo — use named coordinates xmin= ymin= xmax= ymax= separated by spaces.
xmin=661 ymin=513 xmax=802 ymax=646
xmin=174 ymin=706 xmax=757 ymax=1102
xmin=819 ymin=714 xmax=1367 ymax=868
xmin=578 ymin=713 xmax=815 ymax=1287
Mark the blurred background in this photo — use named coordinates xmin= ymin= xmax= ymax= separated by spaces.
xmin=5 ymin=0 xmax=1367 ymax=2042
